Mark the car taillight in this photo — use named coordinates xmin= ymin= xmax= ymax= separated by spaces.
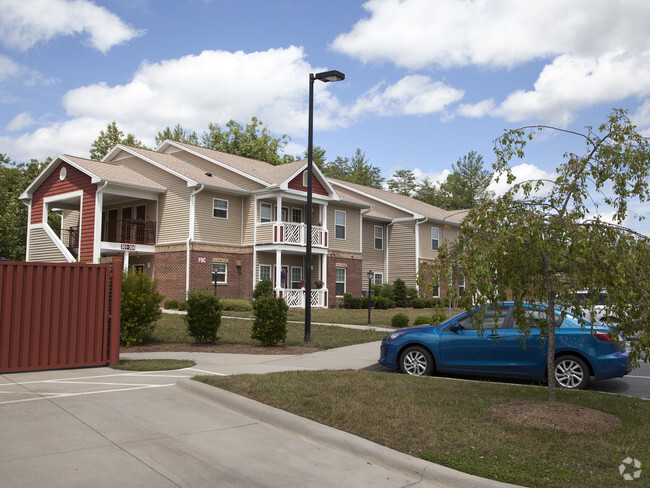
xmin=593 ymin=331 xmax=612 ymax=342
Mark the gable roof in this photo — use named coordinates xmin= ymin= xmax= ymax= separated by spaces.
xmin=20 ymin=154 xmax=165 ymax=200
xmin=330 ymin=179 xmax=467 ymax=224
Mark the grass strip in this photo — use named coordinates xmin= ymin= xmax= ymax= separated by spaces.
xmin=197 ymin=370 xmax=649 ymax=488
xmin=112 ymin=359 xmax=196 ymax=371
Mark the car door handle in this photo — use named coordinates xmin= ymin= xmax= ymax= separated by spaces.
xmin=488 ymin=334 xmax=500 ymax=341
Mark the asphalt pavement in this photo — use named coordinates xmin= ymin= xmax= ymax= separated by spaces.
xmin=0 ymin=342 xmax=524 ymax=488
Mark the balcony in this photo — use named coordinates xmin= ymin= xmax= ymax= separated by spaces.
xmin=279 ymin=288 xmax=328 ymax=308
xmin=101 ymin=219 xmax=156 ymax=245
xmin=257 ymin=222 xmax=327 ymax=248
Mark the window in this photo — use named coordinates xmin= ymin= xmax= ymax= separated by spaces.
xmin=459 ymin=275 xmax=465 ymax=294
xmin=291 ymin=267 xmax=303 ymax=289
xmin=374 ymin=225 xmax=383 ymax=250
xmin=374 ymin=273 xmax=383 ymax=285
xmin=432 ymin=286 xmax=439 ymax=298
xmin=335 ymin=267 xmax=346 ymax=296
xmin=292 ymin=208 xmax=302 ymax=223
xmin=260 ymin=202 xmax=272 ymax=223
xmin=432 ymin=227 xmax=439 ymax=250
xmin=281 ymin=207 xmax=288 ymax=222
xmin=213 ymin=198 xmax=228 ymax=219
xmin=211 ymin=263 xmax=227 ymax=283
xmin=303 ymin=170 xmax=308 ymax=187
xmin=259 ymin=264 xmax=271 ymax=282
xmin=335 ymin=210 xmax=346 ymax=239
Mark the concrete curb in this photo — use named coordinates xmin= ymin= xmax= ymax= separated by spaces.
xmin=179 ymin=378 xmax=524 ymax=488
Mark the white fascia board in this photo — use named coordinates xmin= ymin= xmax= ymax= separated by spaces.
xmin=160 ymin=140 xmax=270 ymax=187
xmin=107 ymin=145 xmax=198 ymax=187
xmin=331 ymin=180 xmax=419 ymax=218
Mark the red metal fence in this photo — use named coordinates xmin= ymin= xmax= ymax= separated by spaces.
xmin=0 ymin=259 xmax=121 ymax=373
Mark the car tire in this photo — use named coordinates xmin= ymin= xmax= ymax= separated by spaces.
xmin=400 ymin=346 xmax=434 ymax=376
xmin=554 ymin=355 xmax=589 ymax=389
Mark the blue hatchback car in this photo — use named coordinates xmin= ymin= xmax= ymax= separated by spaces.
xmin=379 ymin=302 xmax=630 ymax=389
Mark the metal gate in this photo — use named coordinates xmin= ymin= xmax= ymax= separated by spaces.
xmin=0 ymin=259 xmax=122 ymax=373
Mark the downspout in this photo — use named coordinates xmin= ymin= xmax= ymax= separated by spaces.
xmin=386 ymin=220 xmax=393 ymax=283
xmin=94 ymin=181 xmax=108 ymax=263
xmin=186 ymin=185 xmax=205 ymax=298
xmin=23 ymin=200 xmax=32 ymax=261
xmin=414 ymin=216 xmax=427 ymax=294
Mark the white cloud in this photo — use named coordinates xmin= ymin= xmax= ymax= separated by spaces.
xmin=457 ymin=99 xmax=496 ymax=119
xmin=488 ymin=163 xmax=556 ymax=198
xmin=0 ymin=0 xmax=143 ymax=53
xmin=0 ymin=55 xmax=21 ymax=82
xmin=347 ymin=75 xmax=463 ymax=120
xmin=332 ymin=0 xmax=650 ymax=69
xmin=6 ymin=112 xmax=36 ymax=131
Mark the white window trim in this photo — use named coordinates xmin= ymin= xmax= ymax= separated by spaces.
xmin=292 ymin=207 xmax=303 ymax=223
xmin=259 ymin=264 xmax=272 ymax=282
xmin=212 ymin=262 xmax=227 ymax=283
xmin=432 ymin=285 xmax=440 ymax=298
xmin=374 ymin=225 xmax=383 ymax=250
xmin=335 ymin=267 xmax=346 ymax=296
xmin=374 ymin=272 xmax=383 ymax=285
xmin=335 ymin=210 xmax=346 ymax=240
xmin=212 ymin=198 xmax=229 ymax=219
xmin=260 ymin=202 xmax=272 ymax=223
xmin=291 ymin=266 xmax=303 ymax=289
xmin=302 ymin=170 xmax=308 ymax=187
xmin=432 ymin=227 xmax=439 ymax=251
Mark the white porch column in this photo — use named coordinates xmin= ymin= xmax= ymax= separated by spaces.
xmin=276 ymin=195 xmax=283 ymax=221
xmin=123 ymin=251 xmax=129 ymax=270
xmin=275 ymin=249 xmax=282 ymax=295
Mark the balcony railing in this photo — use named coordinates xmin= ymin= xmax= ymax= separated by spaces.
xmin=101 ymin=219 xmax=156 ymax=245
xmin=258 ymin=222 xmax=328 ymax=248
xmin=279 ymin=288 xmax=328 ymax=308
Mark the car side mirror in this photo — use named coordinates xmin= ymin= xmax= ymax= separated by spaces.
xmin=449 ymin=323 xmax=461 ymax=332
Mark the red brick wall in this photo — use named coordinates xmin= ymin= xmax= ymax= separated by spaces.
xmin=153 ymin=250 xmax=186 ymax=301
xmin=31 ymin=161 xmax=96 ymax=261
xmin=327 ymin=253 xmax=362 ymax=307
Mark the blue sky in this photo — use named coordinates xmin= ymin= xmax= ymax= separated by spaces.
xmin=2 ymin=0 xmax=650 ymax=233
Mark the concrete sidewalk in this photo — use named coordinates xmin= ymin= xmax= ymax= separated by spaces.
xmin=0 ymin=342 xmax=523 ymax=488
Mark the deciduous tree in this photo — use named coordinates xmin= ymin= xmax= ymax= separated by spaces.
xmin=422 ymin=109 xmax=650 ymax=401
xmin=89 ymin=121 xmax=147 ymax=160
xmin=387 ymin=169 xmax=416 ymax=196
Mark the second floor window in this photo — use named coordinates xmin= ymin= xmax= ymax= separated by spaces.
xmin=260 ymin=202 xmax=272 ymax=223
xmin=374 ymin=225 xmax=383 ymax=250
xmin=213 ymin=198 xmax=228 ymax=219
xmin=432 ymin=227 xmax=439 ymax=251
xmin=292 ymin=208 xmax=302 ymax=223
xmin=335 ymin=210 xmax=346 ymax=239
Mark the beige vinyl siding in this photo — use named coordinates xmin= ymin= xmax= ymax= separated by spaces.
xmin=328 ymin=205 xmax=360 ymax=252
xmin=362 ymin=220 xmax=385 ymax=278
xmin=255 ymin=252 xmax=304 ymax=284
xmin=28 ymin=226 xmax=67 ymax=262
xmin=194 ymin=191 xmax=243 ymax=245
xmin=387 ymin=220 xmax=417 ymax=287
xmin=242 ymin=196 xmax=255 ymax=245
xmin=110 ymin=155 xmax=189 ymax=243
xmin=419 ymin=222 xmax=459 ymax=260
xmin=62 ymin=210 xmax=79 ymax=232
xmin=170 ymin=150 xmax=265 ymax=191
xmin=256 ymin=224 xmax=273 ymax=243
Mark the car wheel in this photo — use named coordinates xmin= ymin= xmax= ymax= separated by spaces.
xmin=400 ymin=346 xmax=434 ymax=376
xmin=554 ymin=355 xmax=589 ymax=389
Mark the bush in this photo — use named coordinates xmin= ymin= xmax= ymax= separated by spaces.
xmin=252 ymin=280 xmax=273 ymax=300
xmin=221 ymin=299 xmax=253 ymax=312
xmin=413 ymin=315 xmax=432 ymax=326
xmin=393 ymin=279 xmax=408 ymax=307
xmin=343 ymin=293 xmax=363 ymax=309
xmin=185 ymin=289 xmax=223 ymax=343
xmin=411 ymin=297 xmax=427 ymax=309
xmin=163 ymin=300 xmax=179 ymax=310
xmin=406 ymin=287 xmax=419 ymax=298
xmin=373 ymin=295 xmax=393 ymax=309
xmin=391 ymin=313 xmax=409 ymax=328
xmin=120 ymin=270 xmax=164 ymax=346
xmin=377 ymin=283 xmax=394 ymax=301
xmin=252 ymin=296 xmax=288 ymax=345
xmin=431 ymin=311 xmax=448 ymax=325
xmin=177 ymin=301 xmax=188 ymax=311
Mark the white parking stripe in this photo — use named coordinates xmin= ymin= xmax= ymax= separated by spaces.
xmin=0 ymin=383 xmax=175 ymax=405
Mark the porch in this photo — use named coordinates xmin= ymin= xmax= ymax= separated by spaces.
xmin=257 ymin=222 xmax=327 ymax=248
xmin=278 ymin=287 xmax=328 ymax=308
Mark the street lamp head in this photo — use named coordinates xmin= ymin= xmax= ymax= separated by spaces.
xmin=367 ymin=270 xmax=374 ymax=280
xmin=314 ymin=70 xmax=345 ymax=83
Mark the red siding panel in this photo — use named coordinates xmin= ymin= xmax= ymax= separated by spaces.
xmin=287 ymin=172 xmax=329 ymax=196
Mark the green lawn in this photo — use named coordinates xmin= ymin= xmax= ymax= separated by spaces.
xmin=197 ymin=370 xmax=650 ymax=488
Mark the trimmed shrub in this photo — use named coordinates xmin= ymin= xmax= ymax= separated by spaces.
xmin=185 ymin=289 xmax=223 ymax=343
xmin=177 ymin=301 xmax=188 ymax=311
xmin=377 ymin=283 xmax=394 ymax=301
xmin=431 ymin=311 xmax=448 ymax=325
xmin=163 ymin=300 xmax=179 ymax=310
xmin=406 ymin=287 xmax=419 ymax=298
xmin=120 ymin=270 xmax=164 ymax=346
xmin=221 ymin=299 xmax=253 ymax=312
xmin=393 ymin=279 xmax=407 ymax=307
xmin=413 ymin=315 xmax=432 ymax=326
xmin=252 ymin=296 xmax=288 ymax=345
xmin=391 ymin=313 xmax=409 ymax=328
xmin=252 ymin=280 xmax=274 ymax=300
xmin=373 ymin=295 xmax=393 ymax=309
xmin=410 ymin=297 xmax=427 ymax=309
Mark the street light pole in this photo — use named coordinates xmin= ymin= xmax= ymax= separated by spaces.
xmin=367 ymin=270 xmax=374 ymax=325
xmin=305 ymin=70 xmax=345 ymax=343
